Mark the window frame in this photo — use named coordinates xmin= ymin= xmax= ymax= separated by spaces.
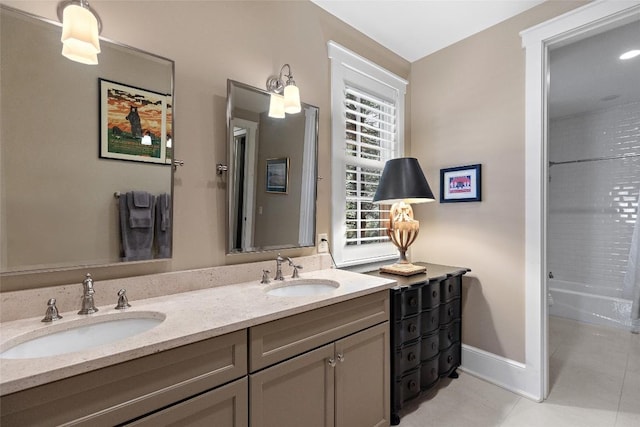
xmin=328 ymin=41 xmax=408 ymax=268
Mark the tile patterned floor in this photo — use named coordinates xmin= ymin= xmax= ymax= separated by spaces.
xmin=398 ymin=316 xmax=640 ymax=426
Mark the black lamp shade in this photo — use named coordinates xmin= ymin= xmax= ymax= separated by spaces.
xmin=372 ymin=157 xmax=435 ymax=204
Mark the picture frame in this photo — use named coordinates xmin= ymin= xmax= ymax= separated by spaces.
xmin=266 ymin=157 xmax=289 ymax=193
xmin=99 ymin=79 xmax=171 ymax=164
xmin=440 ymin=164 xmax=482 ymax=203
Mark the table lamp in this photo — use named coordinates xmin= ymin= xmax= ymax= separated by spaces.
xmin=372 ymin=157 xmax=435 ymax=276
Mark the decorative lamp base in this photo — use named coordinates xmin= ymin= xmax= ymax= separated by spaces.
xmin=379 ymin=263 xmax=427 ymax=276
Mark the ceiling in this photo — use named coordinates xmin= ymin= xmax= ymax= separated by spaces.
xmin=312 ymin=0 xmax=640 ymax=118
xmin=311 ymin=0 xmax=545 ymax=62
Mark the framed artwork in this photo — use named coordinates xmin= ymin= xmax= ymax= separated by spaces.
xmin=266 ymin=158 xmax=289 ymax=193
xmin=99 ymin=79 xmax=171 ymax=164
xmin=440 ymin=164 xmax=482 ymax=203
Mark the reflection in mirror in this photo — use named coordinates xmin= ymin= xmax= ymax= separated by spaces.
xmin=227 ymin=80 xmax=318 ymax=254
xmin=0 ymin=6 xmax=175 ymax=273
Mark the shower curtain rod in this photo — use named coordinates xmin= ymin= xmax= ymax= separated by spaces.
xmin=549 ymin=153 xmax=640 ymax=166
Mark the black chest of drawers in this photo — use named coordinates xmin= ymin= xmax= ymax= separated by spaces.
xmin=368 ymin=263 xmax=470 ymax=426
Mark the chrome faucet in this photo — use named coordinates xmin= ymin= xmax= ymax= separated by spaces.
xmin=275 ymin=254 xmax=285 ymax=281
xmin=287 ymin=257 xmax=303 ymax=278
xmin=78 ymin=273 xmax=98 ymax=315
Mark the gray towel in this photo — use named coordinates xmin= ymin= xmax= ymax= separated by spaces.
xmin=120 ymin=193 xmax=156 ymax=261
xmin=155 ymin=193 xmax=172 ymax=258
xmin=127 ymin=191 xmax=153 ymax=228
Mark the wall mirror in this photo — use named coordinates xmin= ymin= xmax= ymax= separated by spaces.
xmin=226 ymin=80 xmax=318 ymax=254
xmin=0 ymin=6 xmax=175 ymax=274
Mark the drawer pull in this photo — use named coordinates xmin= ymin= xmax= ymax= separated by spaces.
xmin=449 ymin=284 xmax=453 ymax=293
xmin=432 ymin=290 xmax=438 ymax=298
xmin=328 ymin=358 xmax=336 ymax=368
xmin=448 ymin=307 xmax=453 ymax=317
xmin=409 ymin=297 xmax=418 ymax=307
xmin=337 ymin=353 xmax=345 ymax=363
xmin=448 ymin=332 xmax=453 ymax=341
xmin=407 ymin=352 xmax=416 ymax=362
xmin=408 ymin=323 xmax=417 ymax=333
xmin=408 ymin=380 xmax=418 ymax=392
xmin=447 ymin=355 xmax=453 ymax=364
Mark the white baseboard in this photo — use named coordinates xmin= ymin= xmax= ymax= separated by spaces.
xmin=460 ymin=344 xmax=543 ymax=402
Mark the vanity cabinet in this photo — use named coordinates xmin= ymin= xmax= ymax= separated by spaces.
xmin=0 ymin=330 xmax=248 ymax=427
xmin=249 ymin=291 xmax=390 ymax=427
xmin=367 ymin=263 xmax=469 ymax=426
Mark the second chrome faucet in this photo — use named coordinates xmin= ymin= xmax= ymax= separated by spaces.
xmin=78 ymin=273 xmax=98 ymax=315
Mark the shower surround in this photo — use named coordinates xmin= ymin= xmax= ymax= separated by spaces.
xmin=548 ymin=101 xmax=640 ymax=331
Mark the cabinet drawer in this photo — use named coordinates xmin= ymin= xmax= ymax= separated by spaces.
xmin=420 ymin=306 xmax=439 ymax=334
xmin=438 ymin=343 xmax=461 ymax=376
xmin=393 ymin=368 xmax=420 ymax=409
xmin=249 ymin=291 xmax=389 ymax=372
xmin=393 ymin=314 xmax=420 ymax=344
xmin=421 ymin=281 xmax=440 ymax=309
xmin=393 ymin=287 xmax=421 ymax=320
xmin=0 ymin=330 xmax=247 ymax=427
xmin=440 ymin=276 xmax=461 ymax=302
xmin=439 ymin=320 xmax=460 ymax=350
xmin=126 ymin=377 xmax=248 ymax=427
xmin=394 ymin=340 xmax=421 ymax=376
xmin=420 ymin=355 xmax=439 ymax=391
xmin=439 ymin=298 xmax=460 ymax=325
xmin=420 ymin=331 xmax=439 ymax=361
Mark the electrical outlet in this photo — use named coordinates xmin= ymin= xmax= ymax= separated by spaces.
xmin=318 ymin=233 xmax=328 ymax=253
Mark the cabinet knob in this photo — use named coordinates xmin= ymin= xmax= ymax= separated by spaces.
xmin=408 ymin=323 xmax=417 ymax=333
xmin=337 ymin=353 xmax=345 ymax=363
xmin=448 ymin=332 xmax=453 ymax=341
xmin=409 ymin=297 xmax=417 ymax=307
xmin=432 ymin=290 xmax=438 ymax=298
xmin=449 ymin=284 xmax=453 ymax=293
xmin=448 ymin=307 xmax=453 ymax=317
xmin=447 ymin=355 xmax=453 ymax=364
xmin=408 ymin=380 xmax=418 ymax=391
xmin=328 ymin=358 xmax=336 ymax=368
xmin=407 ymin=352 xmax=416 ymax=362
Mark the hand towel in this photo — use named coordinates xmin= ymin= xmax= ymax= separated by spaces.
xmin=155 ymin=193 xmax=172 ymax=258
xmin=127 ymin=191 xmax=153 ymax=228
xmin=120 ymin=193 xmax=156 ymax=261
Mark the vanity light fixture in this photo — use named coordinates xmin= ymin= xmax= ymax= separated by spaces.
xmin=57 ymin=0 xmax=102 ymax=65
xmin=619 ymin=49 xmax=640 ymax=60
xmin=266 ymin=64 xmax=301 ymax=117
xmin=372 ymin=157 xmax=435 ymax=276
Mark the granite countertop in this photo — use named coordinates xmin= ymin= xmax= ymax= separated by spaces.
xmin=0 ymin=268 xmax=396 ymax=395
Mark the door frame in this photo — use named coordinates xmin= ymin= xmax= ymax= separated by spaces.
xmin=521 ymin=0 xmax=640 ymax=401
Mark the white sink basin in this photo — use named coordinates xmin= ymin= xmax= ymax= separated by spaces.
xmin=0 ymin=312 xmax=165 ymax=359
xmin=265 ymin=279 xmax=340 ymax=297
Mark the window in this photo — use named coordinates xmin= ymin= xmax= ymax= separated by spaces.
xmin=328 ymin=41 xmax=408 ymax=267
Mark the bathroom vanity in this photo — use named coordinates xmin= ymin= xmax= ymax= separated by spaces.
xmin=0 ymin=268 xmax=394 ymax=427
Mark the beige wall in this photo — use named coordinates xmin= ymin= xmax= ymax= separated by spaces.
xmin=409 ymin=0 xmax=587 ymax=362
xmin=0 ymin=0 xmax=409 ymax=290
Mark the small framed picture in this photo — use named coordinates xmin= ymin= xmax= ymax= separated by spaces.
xmin=440 ymin=164 xmax=482 ymax=203
xmin=266 ymin=158 xmax=289 ymax=193
xmin=99 ymin=79 xmax=171 ymax=164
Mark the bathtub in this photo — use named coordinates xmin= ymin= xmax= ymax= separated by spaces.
xmin=548 ymin=279 xmax=635 ymax=331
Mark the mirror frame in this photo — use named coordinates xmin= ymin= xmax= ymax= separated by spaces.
xmin=226 ymin=80 xmax=319 ymax=255
xmin=0 ymin=4 xmax=176 ymax=275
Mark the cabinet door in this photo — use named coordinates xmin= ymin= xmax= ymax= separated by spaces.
xmin=250 ymin=343 xmax=335 ymax=427
xmin=335 ymin=322 xmax=390 ymax=427
xmin=126 ymin=377 xmax=248 ymax=427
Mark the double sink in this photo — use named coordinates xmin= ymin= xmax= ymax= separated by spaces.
xmin=0 ymin=279 xmax=340 ymax=360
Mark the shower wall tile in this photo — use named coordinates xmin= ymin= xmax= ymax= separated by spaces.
xmin=548 ymin=101 xmax=640 ymax=295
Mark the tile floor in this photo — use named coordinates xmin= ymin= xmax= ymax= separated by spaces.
xmin=398 ymin=316 xmax=640 ymax=427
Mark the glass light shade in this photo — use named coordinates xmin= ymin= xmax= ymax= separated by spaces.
xmin=61 ymin=4 xmax=100 ymax=64
xmin=283 ymin=84 xmax=301 ymax=114
xmin=61 ymin=40 xmax=99 ymax=65
xmin=268 ymin=93 xmax=285 ymax=119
